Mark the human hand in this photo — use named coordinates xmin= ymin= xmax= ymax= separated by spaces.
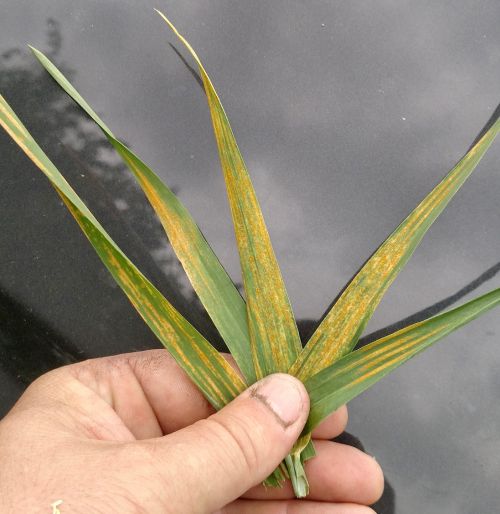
xmin=0 ymin=350 xmax=383 ymax=513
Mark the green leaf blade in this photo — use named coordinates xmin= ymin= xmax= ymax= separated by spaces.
xmin=305 ymin=288 xmax=500 ymax=432
xmin=30 ymin=47 xmax=256 ymax=384
xmin=0 ymin=93 xmax=245 ymax=409
xmin=292 ymin=116 xmax=500 ymax=381
xmin=157 ymin=11 xmax=302 ymax=378
xmin=29 ymin=46 xmax=113 ymax=135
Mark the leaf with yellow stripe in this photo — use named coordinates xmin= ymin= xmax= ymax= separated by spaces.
xmin=156 ymin=10 xmax=302 ymax=378
xmin=156 ymin=13 xmax=313 ymax=495
xmin=304 ymin=288 xmax=500 ymax=432
xmin=291 ymin=115 xmax=500 ymax=381
xmin=29 ymin=46 xmax=256 ymax=385
xmin=0 ymin=93 xmax=245 ymax=410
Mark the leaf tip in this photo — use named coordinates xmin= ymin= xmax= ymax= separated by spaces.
xmin=28 ymin=45 xmax=44 ymax=63
xmin=154 ymin=8 xmax=202 ymax=67
xmin=154 ymin=8 xmax=176 ymax=32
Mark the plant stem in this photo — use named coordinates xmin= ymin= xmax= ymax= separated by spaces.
xmin=285 ymin=453 xmax=309 ymax=498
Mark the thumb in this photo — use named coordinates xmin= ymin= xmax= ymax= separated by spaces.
xmin=145 ymin=373 xmax=309 ymax=513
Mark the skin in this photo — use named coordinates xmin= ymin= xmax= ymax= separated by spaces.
xmin=0 ymin=350 xmax=384 ymax=513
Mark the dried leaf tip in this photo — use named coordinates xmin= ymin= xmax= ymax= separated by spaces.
xmin=155 ymin=9 xmax=201 ymax=63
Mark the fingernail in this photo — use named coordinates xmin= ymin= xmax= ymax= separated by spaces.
xmin=250 ymin=374 xmax=306 ymax=428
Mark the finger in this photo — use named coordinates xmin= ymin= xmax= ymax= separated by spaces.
xmin=15 ymin=356 xmax=158 ymax=441
xmin=55 ymin=351 xmax=348 ymax=441
xmin=244 ymin=440 xmax=384 ymax=505
xmin=135 ymin=374 xmax=310 ymax=514
xmin=221 ymin=500 xmax=376 ymax=514
xmin=311 ymin=405 xmax=348 ymax=439
xmin=121 ymin=349 xmax=217 ymax=433
xmin=66 ymin=350 xmax=216 ymax=437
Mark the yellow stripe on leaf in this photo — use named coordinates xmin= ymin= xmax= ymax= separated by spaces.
xmin=156 ymin=11 xmax=302 ymax=377
xmin=292 ymin=116 xmax=500 ymax=381
xmin=304 ymin=288 xmax=500 ymax=432
xmin=0 ymin=93 xmax=245 ymax=410
xmin=30 ymin=47 xmax=256 ymax=384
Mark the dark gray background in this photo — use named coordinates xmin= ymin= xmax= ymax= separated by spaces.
xmin=1 ymin=1 xmax=499 ymax=512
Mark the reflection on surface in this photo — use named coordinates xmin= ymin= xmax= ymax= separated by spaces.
xmin=0 ymin=289 xmax=84 ymax=417
xmin=1 ymin=2 xmax=500 ymax=512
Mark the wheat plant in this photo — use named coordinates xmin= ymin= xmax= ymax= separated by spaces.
xmin=1 ymin=11 xmax=499 ymax=497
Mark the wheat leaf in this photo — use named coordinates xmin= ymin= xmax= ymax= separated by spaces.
xmin=292 ymin=116 xmax=500 ymax=381
xmin=156 ymin=11 xmax=302 ymax=377
xmin=304 ymin=288 xmax=500 ymax=432
xmin=0 ymin=93 xmax=245 ymax=409
xmin=30 ymin=46 xmax=256 ymax=384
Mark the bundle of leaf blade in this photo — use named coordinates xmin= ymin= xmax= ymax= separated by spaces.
xmin=1 ymin=11 xmax=499 ymax=498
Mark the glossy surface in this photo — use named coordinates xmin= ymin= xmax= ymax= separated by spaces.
xmin=1 ymin=1 xmax=499 ymax=512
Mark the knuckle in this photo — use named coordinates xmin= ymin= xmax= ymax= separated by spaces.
xmin=204 ymin=414 xmax=262 ymax=475
xmin=128 ymin=349 xmax=172 ymax=375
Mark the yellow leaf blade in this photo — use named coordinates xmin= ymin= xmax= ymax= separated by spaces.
xmin=30 ymin=46 xmax=256 ymax=384
xmin=0 ymin=93 xmax=245 ymax=409
xmin=292 ymin=115 xmax=500 ymax=381
xmin=157 ymin=11 xmax=302 ymax=377
xmin=305 ymin=287 xmax=500 ymax=431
